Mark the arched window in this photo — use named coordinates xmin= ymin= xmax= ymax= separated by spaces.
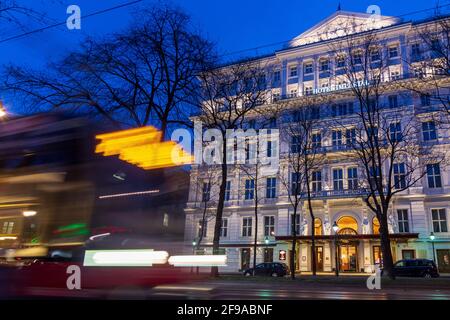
xmin=337 ymin=216 xmax=358 ymax=234
xmin=314 ymin=218 xmax=322 ymax=236
xmin=372 ymin=217 xmax=380 ymax=235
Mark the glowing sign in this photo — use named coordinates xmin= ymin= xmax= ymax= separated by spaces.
xmin=95 ymin=126 xmax=192 ymax=170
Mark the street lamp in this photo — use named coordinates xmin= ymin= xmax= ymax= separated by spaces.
xmin=264 ymin=236 xmax=270 ymax=245
xmin=0 ymin=101 xmax=6 ymax=118
xmin=23 ymin=210 xmax=37 ymax=217
xmin=332 ymin=221 xmax=339 ymax=277
xmin=429 ymin=232 xmax=436 ymax=263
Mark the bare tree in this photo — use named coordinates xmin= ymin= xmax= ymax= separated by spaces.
xmin=276 ymin=103 xmax=325 ymax=278
xmin=195 ymin=59 xmax=268 ymax=277
xmin=329 ymin=28 xmax=445 ymax=278
xmin=404 ymin=14 xmax=450 ymax=124
xmin=2 ymin=4 xmax=214 ymax=137
xmin=237 ymin=117 xmax=278 ymax=275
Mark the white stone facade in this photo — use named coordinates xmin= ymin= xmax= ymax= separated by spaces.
xmin=184 ymin=11 xmax=450 ymax=274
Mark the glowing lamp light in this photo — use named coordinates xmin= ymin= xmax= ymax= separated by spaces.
xmin=23 ymin=210 xmax=37 ymax=217
xmin=83 ymin=249 xmax=169 ymax=267
xmin=332 ymin=221 xmax=339 ymax=233
xmin=0 ymin=108 xmax=6 ymax=118
xmin=429 ymin=232 xmax=435 ymax=241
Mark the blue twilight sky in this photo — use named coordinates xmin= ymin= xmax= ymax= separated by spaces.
xmin=1 ymin=0 xmax=449 ymax=112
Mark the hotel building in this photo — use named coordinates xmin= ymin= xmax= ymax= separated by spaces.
xmin=184 ymin=10 xmax=450 ymax=274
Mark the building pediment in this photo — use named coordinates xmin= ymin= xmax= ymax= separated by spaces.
xmin=289 ymin=10 xmax=400 ymax=47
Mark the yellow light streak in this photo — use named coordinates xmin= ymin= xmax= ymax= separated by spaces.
xmin=95 ymin=126 xmax=192 ymax=170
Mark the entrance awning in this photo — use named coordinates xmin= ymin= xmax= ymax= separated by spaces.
xmin=275 ymin=233 xmax=419 ymax=241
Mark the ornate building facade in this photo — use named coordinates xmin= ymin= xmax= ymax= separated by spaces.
xmin=184 ymin=10 xmax=450 ymax=274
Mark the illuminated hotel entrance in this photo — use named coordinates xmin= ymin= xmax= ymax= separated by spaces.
xmin=339 ymin=243 xmax=358 ymax=272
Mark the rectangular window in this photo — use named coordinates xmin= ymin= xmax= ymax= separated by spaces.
xmin=2 ymin=222 xmax=14 ymax=234
xmin=225 ymin=181 xmax=231 ymax=201
xmin=345 ymin=128 xmax=356 ymax=146
xmin=388 ymin=95 xmax=398 ymax=108
xmin=411 ymin=43 xmax=420 ymax=57
xmin=320 ymin=59 xmax=329 ymax=72
xmin=369 ymin=166 xmax=381 ymax=188
xmin=266 ymin=177 xmax=277 ymax=199
xmin=421 ymin=93 xmax=431 ymax=106
xmin=245 ymin=179 xmax=255 ymax=200
xmin=312 ymin=171 xmax=322 ymax=192
xmin=393 ymin=162 xmax=406 ymax=189
xmin=389 ymin=122 xmax=402 ymax=142
xmin=391 ymin=71 xmax=401 ymax=80
xmin=336 ymin=56 xmax=345 ymax=68
xmin=242 ymin=217 xmax=252 ymax=237
xmin=371 ymin=49 xmax=381 ymax=62
xmin=389 ymin=46 xmax=399 ymax=58
xmin=264 ymin=216 xmax=275 ymax=236
xmin=312 ymin=132 xmax=322 ymax=149
xmin=202 ymin=182 xmax=211 ymax=202
xmin=432 ymin=209 xmax=448 ymax=233
xmin=422 ymin=121 xmax=437 ymax=141
xmin=397 ymin=209 xmax=409 ymax=233
xmin=291 ymin=135 xmax=301 ymax=153
xmin=289 ymin=66 xmax=298 ymax=77
xmin=273 ymin=70 xmax=281 ymax=82
xmin=427 ymin=163 xmax=442 ymax=188
xmin=291 ymin=214 xmax=301 ymax=235
xmin=220 ymin=218 xmax=228 ymax=237
xmin=291 ymin=172 xmax=301 ymax=195
xmin=353 ymin=52 xmax=362 ymax=65
xmin=333 ymin=168 xmax=344 ymax=191
xmin=332 ymin=130 xmax=343 ymax=146
xmin=304 ymin=63 xmax=313 ymax=74
xmin=304 ymin=86 xmax=313 ymax=95
xmin=347 ymin=167 xmax=358 ymax=190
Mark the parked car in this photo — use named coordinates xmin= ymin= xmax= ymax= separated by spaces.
xmin=243 ymin=262 xmax=289 ymax=277
xmin=388 ymin=259 xmax=439 ymax=278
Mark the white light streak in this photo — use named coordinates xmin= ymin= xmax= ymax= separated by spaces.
xmin=168 ymin=255 xmax=227 ymax=267
xmin=98 ymin=190 xmax=160 ymax=199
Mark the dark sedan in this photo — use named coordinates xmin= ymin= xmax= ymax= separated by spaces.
xmin=388 ymin=259 xmax=439 ymax=278
xmin=243 ymin=262 xmax=289 ymax=277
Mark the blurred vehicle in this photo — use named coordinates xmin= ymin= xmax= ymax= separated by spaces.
xmin=243 ymin=262 xmax=289 ymax=277
xmin=1 ymin=245 xmax=198 ymax=299
xmin=384 ymin=259 xmax=440 ymax=278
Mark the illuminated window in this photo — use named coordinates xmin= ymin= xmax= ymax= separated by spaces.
xmin=163 ymin=213 xmax=169 ymax=227
xmin=314 ymin=218 xmax=322 ymax=236
xmin=337 ymin=216 xmax=358 ymax=234
xmin=2 ymin=222 xmax=14 ymax=234
xmin=372 ymin=217 xmax=380 ymax=234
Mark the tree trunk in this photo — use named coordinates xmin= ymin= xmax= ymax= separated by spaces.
xmin=211 ymin=138 xmax=228 ymax=277
xmin=252 ymin=200 xmax=258 ymax=276
xmin=290 ymin=207 xmax=298 ymax=279
xmin=378 ymin=210 xmax=395 ymax=279
xmin=307 ymin=196 xmax=317 ymax=276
